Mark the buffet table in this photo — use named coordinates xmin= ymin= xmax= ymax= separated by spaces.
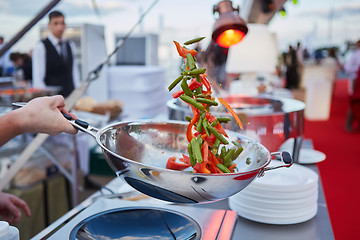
xmin=33 ymin=158 xmax=334 ymax=240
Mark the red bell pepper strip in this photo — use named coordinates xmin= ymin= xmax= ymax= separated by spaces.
xmin=193 ymin=162 xmax=211 ymax=174
xmin=166 ymin=157 xmax=191 ymax=171
xmin=190 ymin=105 xmax=200 ymax=124
xmin=174 ymin=41 xmax=197 ymax=58
xmin=179 ymin=154 xmax=191 ymax=165
xmin=200 ymin=74 xmax=211 ymax=92
xmin=186 ymin=123 xmax=195 ymax=143
xmin=205 ymin=134 xmax=217 ymax=148
xmin=218 ymin=97 xmax=244 ymax=129
xmin=214 ymin=123 xmax=228 ymax=138
xmin=201 ymin=141 xmax=209 ymax=164
xmin=172 ymin=90 xmax=183 ymax=98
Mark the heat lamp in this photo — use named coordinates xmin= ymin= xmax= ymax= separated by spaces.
xmin=212 ymin=0 xmax=248 ymax=48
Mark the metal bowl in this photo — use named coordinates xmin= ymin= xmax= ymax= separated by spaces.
xmin=72 ymin=120 xmax=292 ymax=204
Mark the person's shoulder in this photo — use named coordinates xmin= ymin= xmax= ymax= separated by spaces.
xmin=33 ymin=40 xmax=47 ymax=53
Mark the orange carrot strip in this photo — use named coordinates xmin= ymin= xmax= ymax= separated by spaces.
xmin=218 ymin=97 xmax=243 ymax=129
xmin=228 ymin=163 xmax=237 ymax=173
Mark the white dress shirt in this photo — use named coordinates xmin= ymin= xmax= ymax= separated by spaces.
xmin=32 ymin=32 xmax=80 ymax=89
xmin=344 ymin=49 xmax=360 ymax=81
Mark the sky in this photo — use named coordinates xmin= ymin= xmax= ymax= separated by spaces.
xmin=0 ymin=0 xmax=359 ymax=55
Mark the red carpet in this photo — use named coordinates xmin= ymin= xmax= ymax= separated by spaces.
xmin=304 ymin=80 xmax=360 ymax=240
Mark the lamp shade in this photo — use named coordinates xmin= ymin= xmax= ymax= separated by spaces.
xmin=212 ymin=1 xmax=248 ymax=48
xmin=226 ymin=24 xmax=278 ymax=73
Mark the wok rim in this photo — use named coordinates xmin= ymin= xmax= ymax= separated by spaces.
xmin=95 ymin=120 xmax=272 ymax=177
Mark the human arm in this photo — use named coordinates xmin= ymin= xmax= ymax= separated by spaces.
xmin=31 ymin=42 xmax=46 ymax=89
xmin=0 ymin=192 xmax=31 ymax=224
xmin=0 ymin=95 xmax=77 ymax=147
xmin=69 ymin=41 xmax=81 ymax=88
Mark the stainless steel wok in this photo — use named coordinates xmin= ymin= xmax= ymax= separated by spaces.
xmin=69 ymin=118 xmax=292 ymax=204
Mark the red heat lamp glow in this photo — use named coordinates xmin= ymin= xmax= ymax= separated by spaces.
xmin=212 ymin=1 xmax=248 ymax=48
xmin=216 ymin=29 xmax=245 ymax=48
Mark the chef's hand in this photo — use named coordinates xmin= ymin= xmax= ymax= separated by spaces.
xmin=0 ymin=192 xmax=31 ymax=224
xmin=18 ymin=95 xmax=77 ymax=135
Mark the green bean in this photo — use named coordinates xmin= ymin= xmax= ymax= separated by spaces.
xmin=180 ymin=95 xmax=204 ymax=111
xmin=185 ymin=116 xmax=192 ymax=122
xmin=207 ymin=125 xmax=229 ymax=144
xmin=196 ymin=98 xmax=218 ymax=106
xmin=194 ymin=75 xmax=202 ymax=94
xmin=213 ymin=138 xmax=221 ymax=149
xmin=231 ymin=146 xmax=243 ymax=160
xmin=186 ymin=53 xmax=196 ymax=70
xmin=168 ymin=75 xmax=183 ymax=91
xmin=195 ymin=74 xmax=201 ymax=83
xmin=246 ymin=157 xmax=251 ymax=165
xmin=181 ymin=79 xmax=193 ymax=97
xmin=220 ymin=146 xmax=227 ymax=159
xmin=217 ymin=117 xmax=231 ymax=123
xmin=184 ymin=36 xmax=206 ymax=45
xmin=231 ymin=141 xmax=242 ymax=147
xmin=196 ymin=112 xmax=205 ymax=132
xmin=202 ymin=118 xmax=211 ymax=137
xmin=211 ymin=120 xmax=218 ymax=127
xmin=217 ymin=163 xmax=231 ymax=173
xmin=183 ymin=68 xmax=206 ymax=76
xmin=191 ymin=137 xmax=203 ymax=164
xmin=188 ymin=143 xmax=196 ymax=167
xmin=195 ymin=93 xmax=206 ymax=98
xmin=224 ymin=148 xmax=235 ymax=167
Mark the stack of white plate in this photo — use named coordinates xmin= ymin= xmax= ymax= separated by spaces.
xmin=229 ymin=160 xmax=318 ymax=224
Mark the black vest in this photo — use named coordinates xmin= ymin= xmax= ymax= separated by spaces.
xmin=42 ymin=38 xmax=74 ymax=97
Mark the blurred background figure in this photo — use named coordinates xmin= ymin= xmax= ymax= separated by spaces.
xmin=296 ymin=42 xmax=304 ymax=85
xmin=344 ymin=40 xmax=360 ymax=93
xmin=200 ymin=42 xmax=231 ymax=94
xmin=32 ymin=11 xmax=80 ymax=97
xmin=321 ymin=47 xmax=342 ymax=71
xmin=284 ymin=45 xmax=299 ymax=89
xmin=0 ymin=36 xmax=13 ymax=77
xmin=344 ymin=40 xmax=360 ymax=132
xmin=9 ymin=52 xmax=32 ymax=86
xmin=314 ymin=48 xmax=324 ymax=64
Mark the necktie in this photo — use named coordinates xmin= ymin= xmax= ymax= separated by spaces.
xmin=58 ymin=41 xmax=66 ymax=61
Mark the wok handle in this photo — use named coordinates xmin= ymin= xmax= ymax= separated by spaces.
xmin=12 ymin=102 xmax=99 ymax=138
xmin=63 ymin=113 xmax=99 ymax=138
xmin=260 ymin=151 xmax=293 ymax=176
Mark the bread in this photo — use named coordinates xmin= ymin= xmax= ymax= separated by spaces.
xmin=75 ymin=97 xmax=123 ymax=118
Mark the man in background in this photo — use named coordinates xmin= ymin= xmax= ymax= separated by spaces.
xmin=344 ymin=40 xmax=360 ymax=132
xmin=10 ymin=52 xmax=32 ymax=85
xmin=32 ymin=11 xmax=80 ymax=97
xmin=344 ymin=40 xmax=360 ymax=93
xmin=0 ymin=36 xmax=13 ymax=76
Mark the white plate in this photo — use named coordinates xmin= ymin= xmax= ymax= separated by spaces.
xmin=229 ymin=200 xmax=318 ymax=225
xmin=249 ymin=161 xmax=319 ymax=191
xmin=297 ymin=149 xmax=326 ymax=164
xmin=239 ymin=185 xmax=318 ymax=200
xmin=229 ymin=192 xmax=318 ymax=210
xmin=229 ymin=199 xmax=317 ymax=218
xmin=230 ymin=204 xmax=317 ymax=225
